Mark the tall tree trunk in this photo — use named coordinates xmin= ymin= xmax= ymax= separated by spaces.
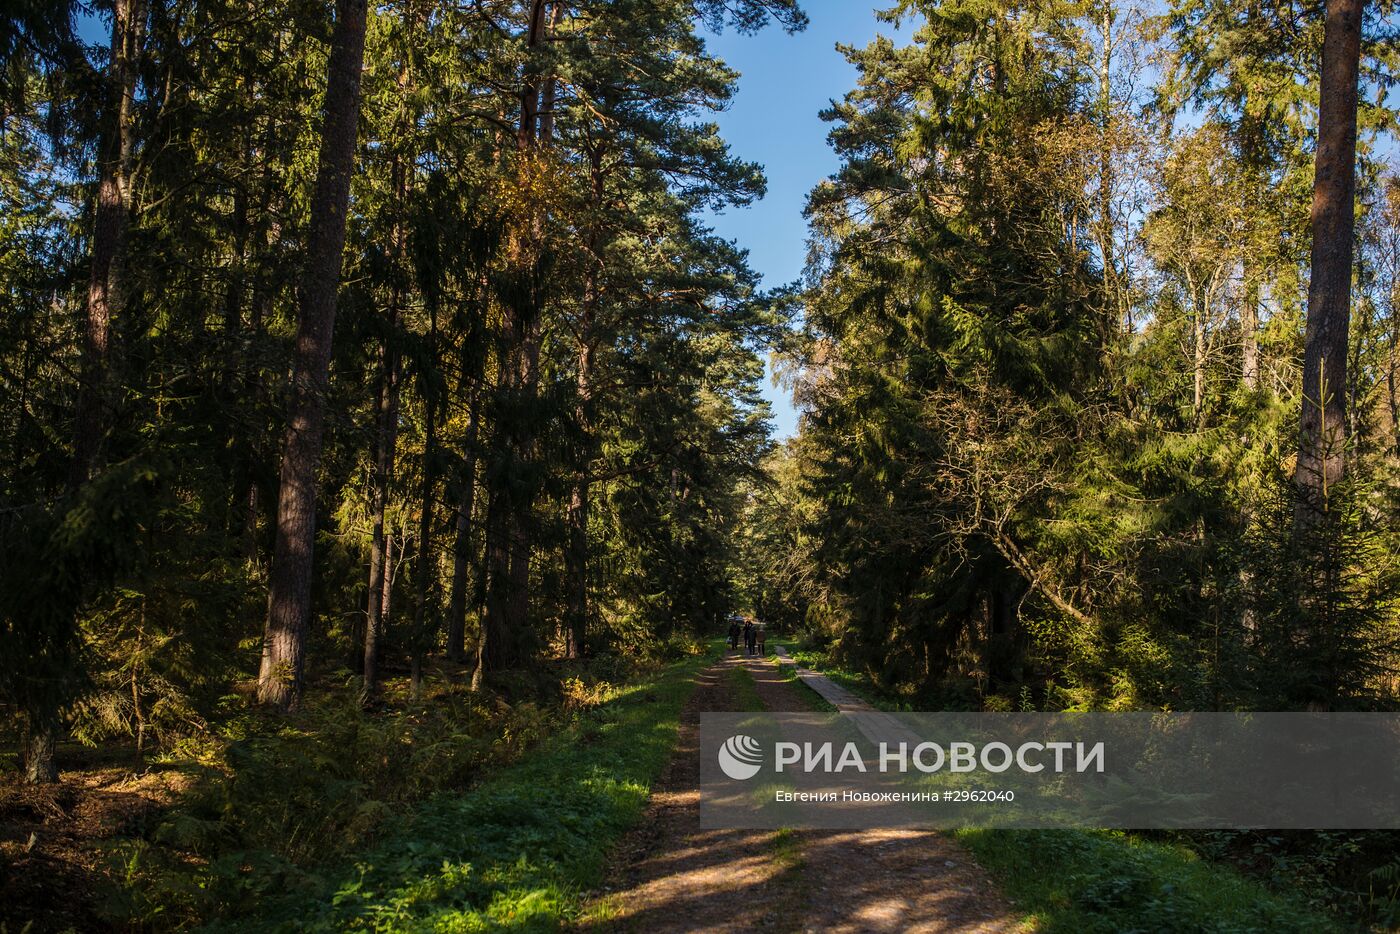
xmin=1295 ymin=0 xmax=1363 ymax=517
xmin=565 ymin=148 xmax=603 ymax=661
xmin=445 ymin=384 xmax=480 ymax=663
xmin=244 ymin=265 xmax=272 ymax=564
xmin=24 ymin=717 xmax=58 ymax=785
xmin=410 ymin=305 xmax=440 ymax=697
xmin=1388 ymin=311 xmax=1400 ymax=458
xmin=362 ymin=330 xmax=399 ymax=702
xmin=382 ymin=531 xmax=396 ymax=630
xmin=565 ymin=338 xmax=592 ymax=660
xmin=504 ymin=331 xmax=540 ymax=647
xmin=514 ymin=0 xmax=550 ymax=152
xmin=221 ymin=186 xmax=250 ymax=397
xmin=1194 ymin=298 xmax=1207 ymax=429
xmin=477 ymin=492 xmax=511 ymax=680
xmin=363 ymin=92 xmax=412 ymax=699
xmin=1094 ymin=0 xmax=1119 ymax=344
xmin=258 ymin=0 xmax=369 ymax=709
xmin=33 ymin=0 xmax=145 ymax=785
xmin=72 ymin=0 xmax=141 ymax=489
xmin=479 ymin=0 xmax=558 ymax=674
xmin=503 ymin=1 xmax=561 ymax=644
xmin=1241 ymin=278 xmax=1260 ymax=390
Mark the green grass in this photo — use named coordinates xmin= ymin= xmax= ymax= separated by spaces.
xmin=727 ymin=663 xmax=765 ymax=712
xmin=781 ymin=647 xmax=1350 ymax=933
xmin=957 ymin=829 xmax=1341 ymax=933
xmin=192 ymin=647 xmax=720 ymax=932
xmin=770 ymin=826 xmax=804 ymax=872
xmin=764 ymin=636 xmax=799 ymax=653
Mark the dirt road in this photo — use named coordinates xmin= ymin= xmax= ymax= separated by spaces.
xmin=581 ymin=653 xmax=1025 ymax=933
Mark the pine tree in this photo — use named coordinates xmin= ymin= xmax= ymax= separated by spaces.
xmin=259 ymin=0 xmax=370 ymax=709
xmin=1295 ymin=0 xmax=1366 ymax=515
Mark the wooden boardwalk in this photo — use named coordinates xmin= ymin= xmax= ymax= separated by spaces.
xmin=773 ymin=646 xmax=924 ymax=748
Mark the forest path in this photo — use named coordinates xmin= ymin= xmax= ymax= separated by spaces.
xmin=578 ymin=652 xmax=1025 ymax=933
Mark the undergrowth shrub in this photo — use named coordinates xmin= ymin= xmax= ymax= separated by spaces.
xmin=1171 ymin=829 xmax=1400 ymax=928
xmin=97 ymin=675 xmax=566 ymax=927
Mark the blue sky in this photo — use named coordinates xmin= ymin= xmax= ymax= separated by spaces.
xmin=702 ymin=3 xmax=909 ymax=440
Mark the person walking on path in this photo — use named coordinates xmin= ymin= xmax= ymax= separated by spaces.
xmin=727 ymin=618 xmax=740 ymax=651
xmin=743 ymin=620 xmax=756 ymax=656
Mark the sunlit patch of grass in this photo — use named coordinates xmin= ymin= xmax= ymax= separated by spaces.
xmin=574 ymin=891 xmax=624 ymax=927
xmin=728 ymin=664 xmax=765 ymax=712
xmin=770 ymin=827 xmax=804 ymax=872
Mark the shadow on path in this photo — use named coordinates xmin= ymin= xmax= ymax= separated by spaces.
xmin=580 ymin=652 xmax=1026 ymax=933
xmin=578 ymin=656 xmax=807 ymax=932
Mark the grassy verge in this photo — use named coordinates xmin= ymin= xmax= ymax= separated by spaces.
xmin=779 ymin=645 xmax=1346 ymax=932
xmin=958 ymin=829 xmax=1339 ymax=932
xmin=278 ymin=648 xmax=715 ymax=931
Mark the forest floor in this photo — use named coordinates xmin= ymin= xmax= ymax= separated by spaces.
xmin=0 ymin=744 xmax=190 ymax=933
xmin=579 ymin=651 xmax=1024 ymax=932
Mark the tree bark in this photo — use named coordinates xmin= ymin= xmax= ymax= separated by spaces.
xmin=410 ymin=307 xmax=440 ymax=698
xmin=1388 ymin=311 xmax=1400 ymax=458
xmin=504 ymin=333 xmax=540 ymax=650
xmin=565 ymin=148 xmax=604 ymax=661
xmin=565 ymin=338 xmax=592 ymax=659
xmin=478 ymin=492 xmax=512 ymax=678
xmin=24 ymin=716 xmax=58 ymax=784
xmin=479 ymin=0 xmax=558 ymax=674
xmin=258 ymin=0 xmax=369 ymax=709
xmin=445 ymin=385 xmax=480 ymax=663
xmin=514 ymin=0 xmax=550 ymax=153
xmin=72 ymin=0 xmax=142 ymax=489
xmin=363 ymin=89 xmax=413 ymax=700
xmin=32 ymin=0 xmax=145 ymax=784
xmin=362 ymin=331 xmax=399 ymax=702
xmin=243 ymin=267 xmax=272 ymax=564
xmin=502 ymin=2 xmax=562 ymax=645
xmin=382 ymin=532 xmax=396 ymax=630
xmin=1241 ymin=278 xmax=1260 ymax=390
xmin=1194 ymin=296 xmax=1207 ymax=429
xmin=1295 ymin=0 xmax=1363 ymax=516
